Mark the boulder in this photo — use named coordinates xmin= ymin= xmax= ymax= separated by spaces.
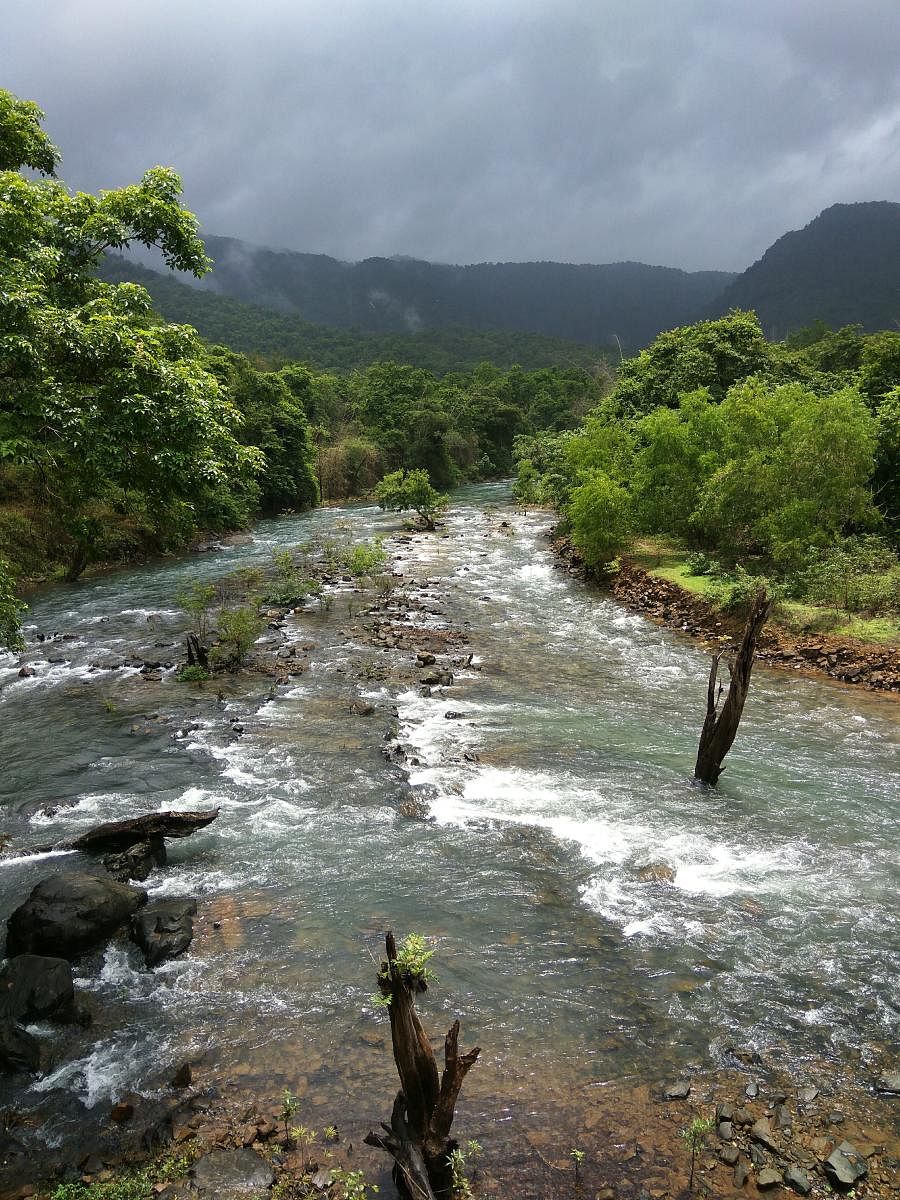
xmin=131 ymin=899 xmax=197 ymax=967
xmin=0 ymin=1020 xmax=40 ymax=1074
xmin=875 ymin=1070 xmax=900 ymax=1095
xmin=823 ymin=1142 xmax=868 ymax=1189
xmin=6 ymin=873 xmax=147 ymax=959
xmin=190 ymin=1148 xmax=274 ymax=1197
xmin=664 ymin=1080 xmax=691 ymax=1100
xmin=0 ymin=954 xmax=74 ymax=1022
xmin=103 ymin=838 xmax=166 ymax=883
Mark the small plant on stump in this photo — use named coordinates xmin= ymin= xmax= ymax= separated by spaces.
xmin=680 ymin=1116 xmax=713 ymax=1192
xmin=365 ymin=931 xmax=481 ymax=1200
xmin=570 ymin=1147 xmax=586 ymax=1183
xmin=447 ymin=1147 xmax=472 ymax=1198
xmin=281 ymin=1087 xmax=299 ymax=1146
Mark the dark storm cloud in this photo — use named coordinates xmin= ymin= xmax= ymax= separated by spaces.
xmin=4 ymin=0 xmax=899 ymax=270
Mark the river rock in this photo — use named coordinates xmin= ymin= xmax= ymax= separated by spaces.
xmin=190 ymin=1148 xmax=274 ymax=1196
xmin=0 ymin=1020 xmax=40 ymax=1074
xmin=796 ymin=1086 xmax=818 ymax=1104
xmin=783 ymin=1165 xmax=811 ymax=1195
xmin=0 ymin=954 xmax=74 ymax=1022
xmin=103 ymin=837 xmax=167 ymax=883
xmin=719 ymin=1145 xmax=740 ymax=1166
xmin=131 ymin=899 xmax=197 ymax=966
xmin=638 ymin=862 xmax=676 ymax=883
xmin=664 ymin=1080 xmax=691 ymax=1100
xmin=751 ymin=1117 xmax=778 ymax=1152
xmin=6 ymin=873 xmax=147 ymax=959
xmin=718 ymin=1120 xmax=734 ymax=1140
xmin=823 ymin=1142 xmax=868 ymax=1189
xmin=756 ymin=1166 xmax=782 ymax=1189
xmin=734 ymin=1161 xmax=750 ymax=1188
xmin=875 ymin=1070 xmax=900 ymax=1094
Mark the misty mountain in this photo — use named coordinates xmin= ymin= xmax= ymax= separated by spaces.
xmin=100 ymin=256 xmax=610 ymax=375
xmin=194 ymin=236 xmax=735 ymax=351
xmin=709 ymin=202 xmax=900 ymax=336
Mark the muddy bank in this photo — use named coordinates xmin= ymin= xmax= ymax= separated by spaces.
xmin=552 ymin=537 xmax=900 ymax=695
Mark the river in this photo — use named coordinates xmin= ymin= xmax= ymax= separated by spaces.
xmin=1 ymin=484 xmax=897 ymax=1180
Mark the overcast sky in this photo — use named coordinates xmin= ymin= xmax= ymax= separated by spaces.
xmin=4 ymin=0 xmax=899 ymax=271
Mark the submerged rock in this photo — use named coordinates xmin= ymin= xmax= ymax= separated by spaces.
xmin=638 ymin=862 xmax=676 ymax=883
xmin=131 ymin=899 xmax=197 ymax=967
xmin=6 ymin=873 xmax=147 ymax=959
xmin=190 ymin=1148 xmax=274 ymax=1197
xmin=0 ymin=1020 xmax=40 ymax=1074
xmin=0 ymin=954 xmax=74 ymax=1023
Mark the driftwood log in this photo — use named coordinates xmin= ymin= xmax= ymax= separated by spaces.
xmin=694 ymin=589 xmax=772 ymax=785
xmin=65 ymin=808 xmax=220 ymax=852
xmin=365 ymin=932 xmax=480 ymax=1200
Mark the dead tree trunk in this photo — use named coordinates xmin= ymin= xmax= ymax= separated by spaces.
xmin=365 ymin=932 xmax=480 ymax=1200
xmin=694 ymin=588 xmax=772 ymax=786
xmin=185 ymin=633 xmax=209 ymax=670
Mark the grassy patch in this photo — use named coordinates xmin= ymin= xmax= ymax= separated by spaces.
xmin=628 ymin=537 xmax=900 ymax=648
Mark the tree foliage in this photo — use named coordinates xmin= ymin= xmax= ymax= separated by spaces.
xmin=374 ymin=469 xmax=449 ymax=529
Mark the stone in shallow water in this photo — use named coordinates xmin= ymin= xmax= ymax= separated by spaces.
xmin=6 ymin=873 xmax=147 ymax=959
xmin=876 ymin=1070 xmax=900 ymax=1094
xmin=664 ymin=1080 xmax=690 ymax=1100
xmin=131 ymin=899 xmax=197 ymax=967
xmin=191 ymin=1148 xmax=274 ymax=1197
xmin=0 ymin=1020 xmax=41 ymax=1073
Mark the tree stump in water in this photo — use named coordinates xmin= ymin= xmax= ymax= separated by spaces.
xmin=365 ymin=932 xmax=480 ymax=1200
xmin=694 ymin=588 xmax=772 ymax=785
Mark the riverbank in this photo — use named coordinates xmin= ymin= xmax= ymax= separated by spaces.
xmin=551 ymin=535 xmax=900 ymax=694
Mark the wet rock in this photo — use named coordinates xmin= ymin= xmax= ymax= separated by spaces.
xmin=171 ymin=1062 xmax=193 ymax=1088
xmin=349 ymin=702 xmax=375 ymax=716
xmin=17 ymin=665 xmax=36 ymax=678
xmin=746 ymin=1081 xmax=759 ymax=1098
xmin=103 ymin=838 xmax=166 ymax=883
xmin=0 ymin=954 xmax=75 ymax=1023
xmin=6 ymin=873 xmax=147 ymax=959
xmin=0 ymin=1020 xmax=40 ymax=1073
xmin=638 ymin=862 xmax=675 ymax=883
xmin=416 ymin=652 xmax=436 ymax=666
xmin=796 ymin=1086 xmax=818 ymax=1104
xmin=131 ymin=899 xmax=197 ymax=967
xmin=444 ymin=710 xmax=468 ymax=720
xmin=827 ymin=1111 xmax=845 ymax=1125
xmin=664 ymin=1080 xmax=691 ymax=1100
xmin=190 ymin=1147 xmax=274 ymax=1196
xmin=751 ymin=1118 xmax=778 ymax=1153
xmin=756 ymin=1166 xmax=781 ymax=1189
xmin=875 ymin=1070 xmax=900 ymax=1094
xmin=110 ymin=1099 xmax=135 ymax=1123
xmin=783 ymin=1166 xmax=811 ymax=1195
xmin=823 ymin=1142 xmax=868 ymax=1189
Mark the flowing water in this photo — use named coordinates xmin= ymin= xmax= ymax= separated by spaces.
xmin=1 ymin=484 xmax=898 ymax=1169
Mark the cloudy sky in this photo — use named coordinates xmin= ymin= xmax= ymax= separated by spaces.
xmin=4 ymin=0 xmax=899 ymax=271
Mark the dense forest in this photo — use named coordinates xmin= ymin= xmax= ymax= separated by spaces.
xmin=158 ymin=234 xmax=736 ymax=350
xmin=516 ymin=310 xmax=900 ymax=622
xmin=99 ymin=255 xmax=613 ymax=375
xmin=0 ymin=89 xmax=603 ymax=642
xmin=709 ymin=202 xmax=900 ymax=338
